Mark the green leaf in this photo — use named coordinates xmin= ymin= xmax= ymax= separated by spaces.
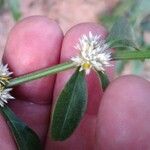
xmin=116 ymin=60 xmax=128 ymax=74
xmin=97 ymin=71 xmax=110 ymax=91
xmin=130 ymin=0 xmax=150 ymax=21
xmin=107 ymin=16 xmax=138 ymax=50
xmin=0 ymin=106 xmax=42 ymax=150
xmin=100 ymin=0 xmax=134 ymax=29
xmin=51 ymin=69 xmax=87 ymax=141
xmin=0 ymin=0 xmax=4 ymax=9
xmin=100 ymin=15 xmax=119 ymax=30
xmin=132 ymin=60 xmax=144 ymax=75
xmin=109 ymin=39 xmax=139 ymax=50
xmin=141 ymin=15 xmax=150 ymax=31
xmin=6 ymin=0 xmax=21 ymax=21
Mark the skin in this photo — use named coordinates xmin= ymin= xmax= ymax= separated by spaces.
xmin=0 ymin=16 xmax=150 ymax=150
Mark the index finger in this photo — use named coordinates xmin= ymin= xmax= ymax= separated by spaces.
xmin=2 ymin=16 xmax=63 ymax=146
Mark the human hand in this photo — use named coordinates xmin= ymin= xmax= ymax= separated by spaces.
xmin=1 ymin=16 xmax=150 ymax=150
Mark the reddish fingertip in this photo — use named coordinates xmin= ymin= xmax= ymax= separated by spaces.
xmin=4 ymin=16 xmax=63 ymax=103
xmin=96 ymin=75 xmax=150 ymax=150
xmin=61 ymin=22 xmax=108 ymax=61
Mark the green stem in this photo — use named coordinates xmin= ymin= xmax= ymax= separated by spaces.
xmin=112 ymin=50 xmax=150 ymax=60
xmin=6 ymin=50 xmax=150 ymax=88
xmin=7 ymin=61 xmax=76 ymax=88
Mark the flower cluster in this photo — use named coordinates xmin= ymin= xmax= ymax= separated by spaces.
xmin=71 ymin=32 xmax=112 ymax=74
xmin=0 ymin=63 xmax=14 ymax=107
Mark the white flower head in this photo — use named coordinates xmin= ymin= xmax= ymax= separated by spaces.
xmin=0 ymin=63 xmax=14 ymax=107
xmin=71 ymin=31 xmax=112 ymax=74
xmin=0 ymin=63 xmax=13 ymax=76
xmin=0 ymin=88 xmax=14 ymax=107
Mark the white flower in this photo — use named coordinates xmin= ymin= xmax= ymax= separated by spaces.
xmin=71 ymin=31 xmax=112 ymax=74
xmin=0 ymin=64 xmax=13 ymax=76
xmin=0 ymin=88 xmax=14 ymax=107
xmin=0 ymin=63 xmax=14 ymax=107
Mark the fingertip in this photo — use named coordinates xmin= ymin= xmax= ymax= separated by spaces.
xmin=96 ymin=75 xmax=150 ymax=150
xmin=61 ymin=22 xmax=108 ymax=61
xmin=4 ymin=16 xmax=63 ymax=103
xmin=4 ymin=15 xmax=63 ymax=75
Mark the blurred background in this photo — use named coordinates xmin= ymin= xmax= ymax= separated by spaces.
xmin=0 ymin=0 xmax=150 ymax=79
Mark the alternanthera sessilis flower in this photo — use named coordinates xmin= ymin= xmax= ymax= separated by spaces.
xmin=71 ymin=31 xmax=112 ymax=74
xmin=0 ymin=63 xmax=14 ymax=107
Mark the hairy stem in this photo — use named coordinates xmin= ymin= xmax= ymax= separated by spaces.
xmin=112 ymin=50 xmax=150 ymax=60
xmin=7 ymin=62 xmax=76 ymax=88
xmin=6 ymin=50 xmax=150 ymax=88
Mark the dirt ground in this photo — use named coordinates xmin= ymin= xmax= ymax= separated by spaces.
xmin=0 ymin=0 xmax=118 ymax=51
xmin=0 ymin=0 xmax=149 ymax=79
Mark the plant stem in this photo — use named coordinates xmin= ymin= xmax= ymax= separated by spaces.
xmin=6 ymin=50 xmax=150 ymax=88
xmin=112 ymin=50 xmax=150 ymax=60
xmin=7 ymin=61 xmax=76 ymax=88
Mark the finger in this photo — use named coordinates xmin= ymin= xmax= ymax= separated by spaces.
xmin=2 ymin=16 xmax=63 ymax=148
xmin=45 ymin=23 xmax=114 ymax=149
xmin=96 ymin=75 xmax=150 ymax=150
xmin=4 ymin=16 xmax=63 ymax=104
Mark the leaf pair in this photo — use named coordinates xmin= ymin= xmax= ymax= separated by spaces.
xmin=50 ymin=15 xmax=142 ymax=141
xmin=50 ymin=12 xmax=144 ymax=141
